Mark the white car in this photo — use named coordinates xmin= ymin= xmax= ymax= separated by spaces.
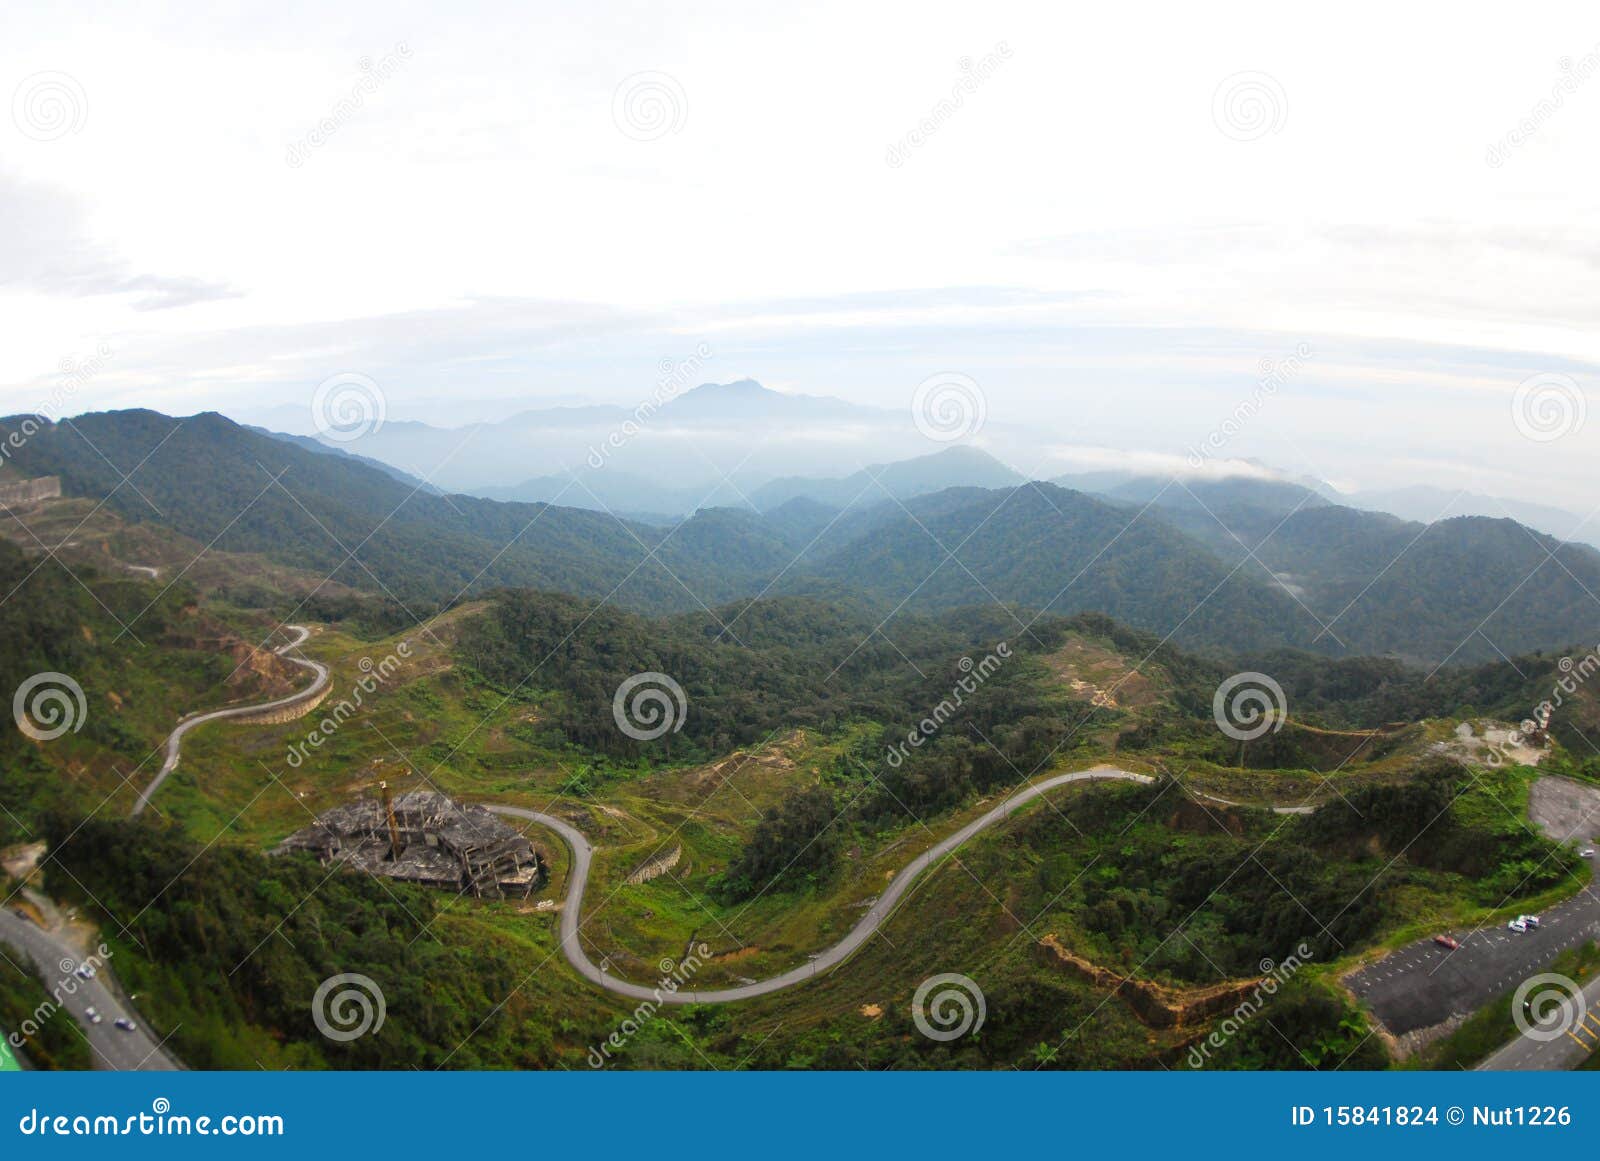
xmin=74 ymin=963 xmax=95 ymax=980
xmin=1581 ymin=848 xmax=1595 ymax=858
xmin=84 ymin=1006 xmax=103 ymax=1025
xmin=113 ymin=1018 xmax=135 ymax=1032
xmin=1519 ymin=914 xmax=1541 ymax=929
xmin=1508 ymin=918 xmax=1528 ymax=933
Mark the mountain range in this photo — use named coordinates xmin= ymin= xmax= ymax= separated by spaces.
xmin=4 ymin=406 xmax=1596 ymax=665
xmin=304 ymin=379 xmax=926 ymax=498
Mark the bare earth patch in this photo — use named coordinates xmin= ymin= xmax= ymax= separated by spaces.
xmin=1041 ymin=638 xmax=1158 ymax=710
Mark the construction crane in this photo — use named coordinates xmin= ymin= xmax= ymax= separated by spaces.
xmin=378 ymin=780 xmax=403 ymax=861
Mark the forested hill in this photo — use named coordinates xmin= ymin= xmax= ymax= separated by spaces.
xmin=0 ymin=410 xmax=794 ymax=610
xmin=795 ymin=483 xmax=1321 ymax=654
xmin=1102 ymin=486 xmax=1600 ymax=663
xmin=4 ymin=409 xmax=1596 ymax=664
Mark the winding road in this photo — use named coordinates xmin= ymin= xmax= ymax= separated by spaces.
xmin=0 ymin=907 xmax=178 ymax=1071
xmin=131 ymin=624 xmax=328 ymax=817
xmin=1 ymin=623 xmax=327 ymax=1069
xmin=488 ymin=766 xmax=1154 ymax=1004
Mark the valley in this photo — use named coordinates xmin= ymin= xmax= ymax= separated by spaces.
xmin=1 ymin=401 xmax=1598 ymax=1072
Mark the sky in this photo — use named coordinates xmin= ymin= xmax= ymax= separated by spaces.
xmin=1 ymin=1 xmax=1597 ymax=507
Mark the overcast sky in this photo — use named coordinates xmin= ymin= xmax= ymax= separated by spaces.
xmin=2 ymin=1 xmax=1597 ymax=505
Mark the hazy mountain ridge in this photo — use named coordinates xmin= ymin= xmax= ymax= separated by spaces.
xmin=308 ymin=379 xmax=925 ymax=494
xmin=6 ymin=408 xmax=1596 ymax=663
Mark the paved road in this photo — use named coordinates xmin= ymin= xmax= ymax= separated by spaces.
xmin=1478 ymin=969 xmax=1600 ymax=1070
xmin=1347 ymin=775 xmax=1600 ymax=1059
xmin=1348 ymin=881 xmax=1600 ymax=1037
xmin=0 ymin=622 xmax=325 ymax=1069
xmin=0 ymin=908 xmax=177 ymax=1071
xmin=488 ymin=765 xmax=1154 ymax=1004
xmin=131 ymin=624 xmax=328 ymax=817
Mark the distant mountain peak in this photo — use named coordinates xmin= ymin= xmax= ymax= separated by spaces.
xmin=662 ymin=379 xmax=882 ymax=420
xmin=680 ymin=378 xmax=772 ymax=397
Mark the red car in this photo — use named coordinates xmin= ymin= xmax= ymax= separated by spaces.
xmin=1433 ymin=934 xmax=1459 ymax=950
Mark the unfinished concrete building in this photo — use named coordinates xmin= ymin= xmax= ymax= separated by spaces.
xmin=275 ymin=787 xmax=546 ymax=899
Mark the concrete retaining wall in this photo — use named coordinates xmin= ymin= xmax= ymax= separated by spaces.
xmin=230 ymin=676 xmax=331 ymax=726
xmin=625 ymin=844 xmax=682 ymax=886
xmin=0 ymin=477 xmax=60 ymax=509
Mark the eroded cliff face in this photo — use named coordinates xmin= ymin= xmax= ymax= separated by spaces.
xmin=1036 ymin=934 xmax=1271 ymax=1029
xmin=157 ymin=633 xmax=307 ymax=701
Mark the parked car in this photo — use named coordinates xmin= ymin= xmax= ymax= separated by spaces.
xmin=1508 ymin=918 xmax=1529 ymax=933
xmin=1581 ymin=848 xmax=1595 ymax=858
xmin=1434 ymin=934 xmax=1460 ymax=950
xmin=84 ymin=1006 xmax=103 ymax=1024
xmin=1520 ymin=914 xmax=1541 ymax=929
xmin=74 ymin=963 xmax=95 ymax=980
xmin=113 ymin=1018 xmax=135 ymax=1032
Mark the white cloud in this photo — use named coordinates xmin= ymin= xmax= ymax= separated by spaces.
xmin=1 ymin=0 xmax=1596 ymax=505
